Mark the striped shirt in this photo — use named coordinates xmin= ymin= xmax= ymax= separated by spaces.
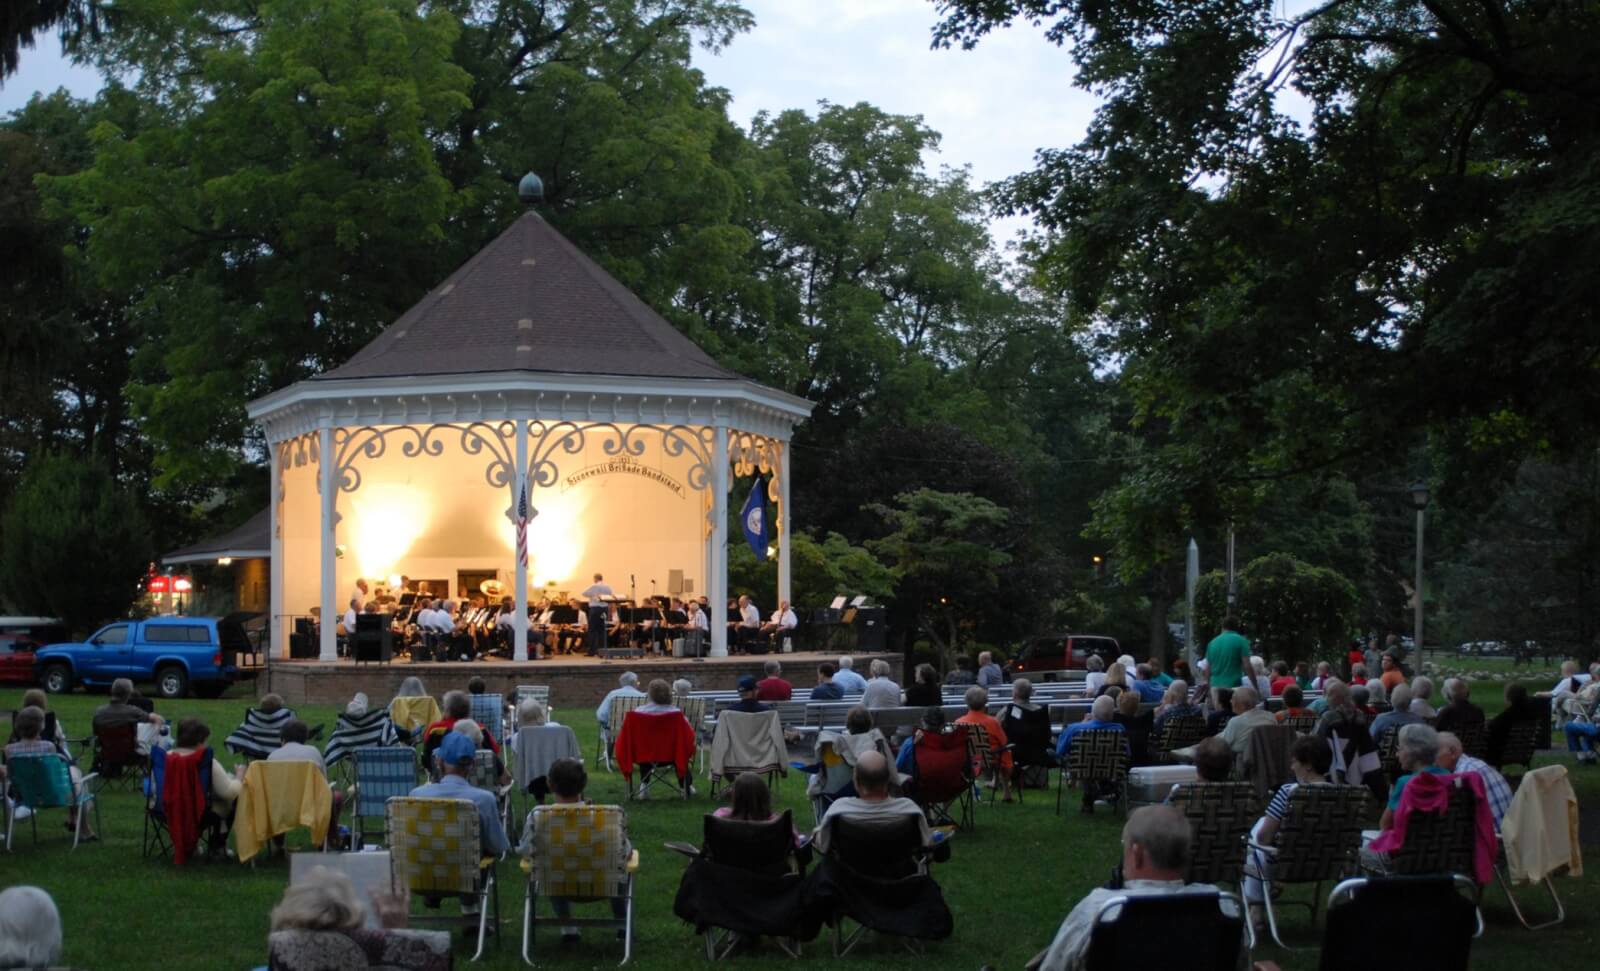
xmin=1454 ymin=754 xmax=1513 ymax=829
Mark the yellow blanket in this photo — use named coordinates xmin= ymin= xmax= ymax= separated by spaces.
xmin=234 ymin=760 xmax=332 ymax=863
xmin=390 ymin=696 xmax=443 ymax=735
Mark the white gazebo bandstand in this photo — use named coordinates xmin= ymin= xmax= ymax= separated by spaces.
xmin=247 ymin=204 xmax=812 ymax=662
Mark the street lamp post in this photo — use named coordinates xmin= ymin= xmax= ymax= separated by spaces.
xmin=1410 ymin=481 xmax=1430 ymax=674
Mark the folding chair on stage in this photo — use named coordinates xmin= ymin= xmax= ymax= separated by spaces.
xmin=352 ymin=746 xmax=419 ymax=849
xmin=3 ymin=753 xmax=99 ymax=851
xmin=668 ymin=810 xmax=809 ymax=959
xmin=521 ymin=803 xmax=636 ymax=966
xmin=910 ymin=725 xmax=975 ymax=831
xmin=1318 ymin=875 xmax=1480 ymax=970
xmin=388 ymin=797 xmax=501 ymax=963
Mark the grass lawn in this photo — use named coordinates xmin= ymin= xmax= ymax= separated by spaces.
xmin=2 ymin=681 xmax=1595 ymax=970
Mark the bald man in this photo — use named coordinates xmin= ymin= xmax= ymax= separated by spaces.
xmin=813 ymin=751 xmax=933 ymax=852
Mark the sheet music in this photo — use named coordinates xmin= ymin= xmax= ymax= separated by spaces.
xmin=830 ymin=596 xmax=847 ymax=610
xmin=849 ymin=595 xmax=868 ymax=607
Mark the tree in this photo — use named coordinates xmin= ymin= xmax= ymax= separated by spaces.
xmin=868 ymin=488 xmax=1013 ymax=666
xmin=0 ymin=452 xmax=151 ymax=633
xmin=1194 ymin=553 xmax=1357 ymax=666
xmin=0 ymin=0 xmax=108 ymax=78
xmin=728 ymin=530 xmax=894 ymax=612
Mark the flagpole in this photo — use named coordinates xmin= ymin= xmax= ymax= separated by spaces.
xmin=512 ymin=420 xmax=529 ymax=661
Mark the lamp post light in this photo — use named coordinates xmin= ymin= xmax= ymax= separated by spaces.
xmin=1409 ymin=481 xmax=1430 ymax=674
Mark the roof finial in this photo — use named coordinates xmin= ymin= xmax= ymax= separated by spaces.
xmin=518 ymin=171 xmax=545 ymax=207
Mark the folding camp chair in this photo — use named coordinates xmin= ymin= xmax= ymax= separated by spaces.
xmin=1381 ymin=776 xmax=1481 ymax=879
xmin=323 ymin=709 xmax=399 ymax=775
xmin=1246 ymin=783 xmax=1368 ymax=949
xmin=388 ymin=797 xmax=501 ymax=962
xmin=224 ymin=706 xmax=295 ymax=760
xmin=1496 ymin=764 xmax=1579 ymax=930
xmin=911 ymin=725 xmax=975 ymax=831
xmin=680 ymin=697 xmax=711 ymax=775
xmin=599 ymin=695 xmax=647 ymax=771
xmin=1376 ymin=727 xmax=1401 ymax=782
xmin=1056 ymin=729 xmax=1129 ymax=817
xmin=707 ymin=709 xmax=786 ymax=797
xmin=1318 ymin=876 xmax=1480 ymax=969
xmin=1455 ymin=723 xmax=1488 ymax=760
xmin=616 ymin=710 xmax=696 ymax=800
xmin=1493 ymin=719 xmax=1540 ymax=780
xmin=146 ymin=746 xmax=226 ymax=864
xmin=521 ymin=803 xmax=636 ymax=966
xmin=391 ymin=696 xmax=443 ymax=744
xmin=1280 ymin=712 xmax=1318 ymax=735
xmin=4 ymin=753 xmax=99 ymax=851
xmin=352 ymin=746 xmax=419 ymax=849
xmin=515 ymin=685 xmax=551 ymax=709
xmin=668 ymin=811 xmax=808 ymax=959
xmin=471 ymin=694 xmax=506 ymax=746
xmin=1081 ymin=891 xmax=1248 ymax=971
xmin=1150 ymin=713 xmax=1206 ymax=764
xmin=999 ymin=704 xmax=1055 ymax=793
xmin=1167 ymin=781 xmax=1259 ymax=887
xmin=962 ymin=721 xmax=1010 ymax=811
xmin=813 ymin=813 xmax=951 ymax=957
xmin=91 ymin=722 xmax=143 ymax=790
xmin=466 ymin=749 xmax=513 ymax=831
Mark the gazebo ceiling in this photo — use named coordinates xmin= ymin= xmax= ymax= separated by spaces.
xmin=248 ymin=208 xmax=810 ymax=440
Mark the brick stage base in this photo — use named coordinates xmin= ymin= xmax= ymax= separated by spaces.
xmin=256 ymin=651 xmax=903 ymax=708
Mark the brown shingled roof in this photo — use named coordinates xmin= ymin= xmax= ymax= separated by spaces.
xmin=315 ymin=211 xmax=740 ymax=383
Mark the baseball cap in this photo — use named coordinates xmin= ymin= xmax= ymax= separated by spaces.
xmin=737 ymin=674 xmax=758 ymax=692
xmin=438 ymin=731 xmax=477 ymax=766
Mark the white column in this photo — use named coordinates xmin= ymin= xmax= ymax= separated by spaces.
xmin=512 ymin=420 xmax=530 ymax=661
xmin=777 ymin=441 xmax=792 ymax=608
xmin=317 ymin=424 xmax=338 ymax=662
xmin=270 ymin=444 xmax=286 ymax=659
xmin=709 ymin=426 xmax=729 ymax=657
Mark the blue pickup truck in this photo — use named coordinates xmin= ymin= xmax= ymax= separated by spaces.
xmin=35 ymin=615 xmax=248 ymax=699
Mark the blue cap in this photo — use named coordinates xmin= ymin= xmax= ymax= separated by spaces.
xmin=438 ymin=731 xmax=477 ymax=766
xmin=737 ymin=674 xmax=758 ymax=691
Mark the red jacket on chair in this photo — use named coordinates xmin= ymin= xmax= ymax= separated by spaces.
xmin=614 ymin=710 xmax=695 ymax=780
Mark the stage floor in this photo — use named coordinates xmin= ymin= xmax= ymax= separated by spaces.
xmin=256 ymin=650 xmax=902 ymax=707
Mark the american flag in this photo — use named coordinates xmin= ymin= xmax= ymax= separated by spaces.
xmin=515 ymin=481 xmax=529 ymax=571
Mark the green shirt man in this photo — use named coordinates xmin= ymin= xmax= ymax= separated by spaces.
xmin=1205 ymin=619 xmax=1250 ymax=695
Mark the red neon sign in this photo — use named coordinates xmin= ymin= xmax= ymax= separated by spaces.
xmin=147 ymin=576 xmax=170 ymax=594
xmin=173 ymin=577 xmax=193 ymax=594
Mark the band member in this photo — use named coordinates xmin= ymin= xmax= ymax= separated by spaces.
xmin=684 ymin=600 xmax=709 ymax=657
xmin=580 ymin=573 xmax=614 ymax=655
xmin=559 ymin=598 xmax=588 ymax=654
xmin=729 ymin=595 xmax=761 ymax=652
xmin=760 ymin=599 xmax=799 ymax=642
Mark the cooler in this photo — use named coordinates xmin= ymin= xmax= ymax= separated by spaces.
xmin=1127 ymin=764 xmax=1198 ymax=805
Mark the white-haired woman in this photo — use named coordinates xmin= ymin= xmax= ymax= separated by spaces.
xmin=267 ymin=866 xmax=448 ymax=971
xmin=0 ymin=886 xmax=63 ymax=969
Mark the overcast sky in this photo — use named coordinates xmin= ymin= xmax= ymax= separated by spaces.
xmin=0 ymin=0 xmax=1094 ymax=244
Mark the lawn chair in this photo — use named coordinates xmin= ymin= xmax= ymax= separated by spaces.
xmin=616 ymin=709 xmax=696 ymax=800
xmin=1380 ymin=775 xmax=1481 ymax=880
xmin=911 ymin=725 xmax=975 ymax=831
xmin=391 ymin=696 xmax=444 ymax=744
xmin=1493 ymin=719 xmax=1540 ymax=780
xmin=680 ymin=696 xmax=711 ymax=775
xmin=1081 ymin=891 xmax=1248 ymax=971
xmin=810 ymin=813 xmax=951 ymax=956
xmin=144 ymin=745 xmax=224 ymax=863
xmin=471 ymin=693 xmax=506 ymax=746
xmin=1496 ymin=764 xmax=1581 ymax=930
xmin=388 ymin=796 xmax=501 ymax=963
xmin=233 ymin=760 xmax=333 ymax=862
xmin=3 ymin=753 xmax=99 ymax=851
xmin=999 ymin=703 xmax=1055 ymax=792
xmin=466 ymin=749 xmax=513 ymax=831
xmin=1376 ymin=727 xmax=1401 ymax=782
xmin=1281 ymin=712 xmax=1318 ymax=735
xmin=515 ymin=685 xmax=551 ymax=709
xmin=224 ymin=706 xmax=295 ymax=760
xmin=508 ymin=724 xmax=581 ymax=818
xmin=90 ymin=722 xmax=143 ymax=790
xmin=806 ymin=730 xmax=896 ymax=826
xmin=323 ymin=709 xmax=399 ymax=774
xmin=1455 ymin=723 xmax=1488 ymax=760
xmin=599 ymin=695 xmax=647 ymax=771
xmin=668 ymin=810 xmax=809 ymax=958
xmin=707 ymin=709 xmax=786 ymax=797
xmin=1318 ymin=875 xmax=1480 ymax=970
xmin=1150 ymin=713 xmax=1206 ymax=764
xmin=521 ymin=803 xmax=636 ymax=966
xmin=1166 ymin=781 xmax=1258 ymax=887
xmin=352 ymin=746 xmax=419 ymax=849
xmin=1246 ymin=783 xmax=1368 ymax=949
xmin=1241 ymin=723 xmax=1296 ymax=803
xmin=1056 ymin=729 xmax=1129 ymax=817
xmin=962 ymin=721 xmax=1010 ymax=811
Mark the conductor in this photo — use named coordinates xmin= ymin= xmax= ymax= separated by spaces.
xmin=581 ymin=573 xmax=614 ymax=656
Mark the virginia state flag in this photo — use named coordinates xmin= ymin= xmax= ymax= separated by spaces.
xmin=740 ymin=477 xmax=769 ymax=558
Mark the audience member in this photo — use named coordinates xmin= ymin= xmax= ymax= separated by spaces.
xmin=1247 ymin=657 xmax=1272 ymax=699
xmin=814 ymin=751 xmax=932 ymax=852
xmin=1314 ymin=681 xmax=1366 ymax=739
xmin=976 ymin=651 xmax=1005 ymax=687
xmin=11 ymin=689 xmax=68 ymax=756
xmin=4 ymin=706 xmax=97 ymax=840
xmin=904 ymin=663 xmax=943 ymax=708
xmin=422 ymin=690 xmax=500 ymax=766
xmin=1486 ymin=683 xmax=1539 ymax=766
xmin=1434 ymin=678 xmax=1485 ymax=735
xmin=170 ymin=717 xmax=244 ymax=820
xmin=755 ymin=660 xmax=793 ymax=701
xmin=1293 ymin=661 xmax=1311 ymax=689
xmin=895 ymin=707 xmax=948 ymax=777
xmin=1378 ymin=654 xmax=1405 ymax=692
xmin=594 ymin=673 xmax=646 ymax=732
xmin=812 ymin=663 xmax=845 ymax=701
xmin=943 ymin=654 xmax=977 ymax=686
xmin=1130 ymin=664 xmax=1165 ymax=703
xmin=633 ymin=679 xmax=680 ymax=716
xmin=1190 ymin=736 xmax=1235 ymax=783
xmin=1056 ymin=696 xmax=1126 ymax=814
xmin=1036 ymin=806 xmax=1234 ymax=971
xmin=1096 ymin=661 xmax=1129 ymax=699
xmin=728 ymin=675 xmax=771 ymax=713
xmin=1436 ymin=732 xmax=1513 ymax=828
xmin=1349 ymin=663 xmax=1369 ymax=686
xmin=832 ymin=657 xmax=868 ymax=694
xmin=1082 ymin=655 xmax=1108 ymax=695
xmin=1409 ymin=676 xmax=1437 ymax=719
xmin=411 ymin=733 xmax=509 ymax=859
xmin=91 ymin=677 xmax=166 ymax=741
xmin=1274 ymin=685 xmax=1310 ymax=722
xmin=1219 ymin=686 xmax=1275 ymax=757
xmin=1152 ymin=680 xmax=1202 ymax=736
xmin=1561 ymin=681 xmax=1600 ymax=765
xmin=860 ymin=660 xmax=903 ymax=709
xmin=1552 ymin=660 xmax=1591 ymax=696
xmin=1147 ymin=656 xmax=1174 ymax=687
xmin=955 ymin=686 xmax=1014 ymax=800
xmin=1310 ymin=662 xmax=1333 ymax=691
xmin=712 ymin=771 xmax=807 ymax=850
xmin=1242 ymin=735 xmax=1335 ymax=926
xmin=1378 ymin=723 xmax=1445 ymax=833
xmin=1268 ymin=661 xmax=1296 ymax=697
xmin=517 ymin=759 xmax=630 ymax=944
xmin=0 ymin=886 xmax=65 ymax=970
xmin=1114 ymin=688 xmax=1155 ymax=767
xmin=1350 ymin=685 xmax=1376 ymax=717
xmin=1206 ymin=689 xmax=1234 ymax=736
xmin=1203 ymin=617 xmax=1251 ymax=704
xmin=1369 ymin=683 xmax=1421 ymax=742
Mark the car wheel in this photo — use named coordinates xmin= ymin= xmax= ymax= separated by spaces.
xmin=42 ymin=663 xmax=73 ymax=694
xmin=156 ymin=665 xmax=189 ymax=699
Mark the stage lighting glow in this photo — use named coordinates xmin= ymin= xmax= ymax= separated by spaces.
xmin=347 ymin=484 xmax=429 ymax=576
xmin=494 ymin=489 xmax=589 ymax=588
